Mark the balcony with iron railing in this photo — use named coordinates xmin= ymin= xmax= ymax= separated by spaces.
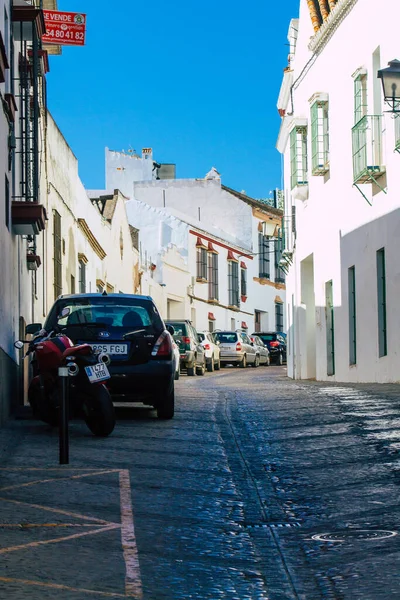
xmin=352 ymin=115 xmax=386 ymax=185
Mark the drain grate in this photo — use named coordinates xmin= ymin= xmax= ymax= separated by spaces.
xmin=312 ymin=529 xmax=397 ymax=542
xmin=242 ymin=522 xmax=302 ymax=530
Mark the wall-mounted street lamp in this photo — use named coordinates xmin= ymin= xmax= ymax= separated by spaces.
xmin=378 ymin=59 xmax=400 ymax=113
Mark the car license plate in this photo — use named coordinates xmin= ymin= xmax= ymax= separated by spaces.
xmin=90 ymin=344 xmax=128 ymax=356
xmin=85 ymin=363 xmax=110 ymax=383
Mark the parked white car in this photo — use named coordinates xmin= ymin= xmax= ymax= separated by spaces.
xmin=198 ymin=331 xmax=221 ymax=372
xmin=172 ymin=340 xmax=180 ymax=380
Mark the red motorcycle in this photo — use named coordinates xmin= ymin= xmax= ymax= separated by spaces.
xmin=15 ymin=326 xmax=115 ymax=437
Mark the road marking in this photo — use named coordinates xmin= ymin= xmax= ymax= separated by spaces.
xmin=0 ymin=469 xmax=120 ymax=492
xmin=0 ymin=523 xmax=108 ymax=528
xmin=0 ymin=495 xmax=114 ymax=524
xmin=0 ymin=523 xmax=120 ymax=555
xmin=0 ymin=576 xmax=132 ymax=598
xmin=119 ymin=470 xmax=143 ymax=599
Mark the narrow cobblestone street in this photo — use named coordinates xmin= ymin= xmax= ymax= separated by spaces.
xmin=1 ymin=368 xmax=400 ymax=599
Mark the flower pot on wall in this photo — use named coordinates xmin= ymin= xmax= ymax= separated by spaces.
xmin=27 ymin=253 xmax=41 ymax=271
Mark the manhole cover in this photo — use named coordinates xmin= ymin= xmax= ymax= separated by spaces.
xmin=312 ymin=529 xmax=397 ymax=542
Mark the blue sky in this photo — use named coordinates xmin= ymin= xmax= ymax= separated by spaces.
xmin=48 ymin=1 xmax=299 ymax=199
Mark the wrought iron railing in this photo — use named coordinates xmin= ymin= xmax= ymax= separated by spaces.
xmin=352 ymin=115 xmax=385 ymax=184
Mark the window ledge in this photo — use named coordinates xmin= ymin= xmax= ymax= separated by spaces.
xmin=227 ymin=305 xmax=240 ymax=312
xmin=207 ymin=298 xmax=219 ymax=305
xmin=292 ymin=184 xmax=309 ymax=201
xmin=196 ymin=277 xmax=207 ymax=283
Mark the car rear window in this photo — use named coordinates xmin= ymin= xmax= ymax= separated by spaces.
xmin=213 ymin=332 xmax=238 ymax=344
xmin=258 ymin=334 xmax=276 ymax=343
xmin=45 ymin=297 xmax=164 ymax=334
xmin=167 ymin=323 xmax=187 ymax=337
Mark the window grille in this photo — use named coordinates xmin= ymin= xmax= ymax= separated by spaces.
xmin=241 ymin=267 xmax=247 ymax=297
xmin=196 ymin=247 xmax=207 ymax=280
xmin=78 ymin=260 xmax=86 ymax=294
xmin=395 ymin=116 xmax=400 ymax=153
xmin=228 ymin=260 xmax=239 ymax=308
xmin=311 ymin=100 xmax=329 ymax=174
xmin=5 ymin=175 xmax=10 ymax=230
xmin=53 ymin=210 xmax=62 ymax=300
xmin=275 ymin=302 xmax=284 ymax=332
xmin=71 ymin=274 xmax=75 ymax=294
xmin=354 ymin=74 xmax=367 ymax=125
xmin=290 ymin=126 xmax=308 ymax=189
xmin=258 ymin=233 xmax=270 ymax=279
xmin=325 ymin=280 xmax=335 ymax=376
xmin=274 ymin=236 xmax=285 ymax=283
xmin=208 ymin=252 xmax=218 ymax=300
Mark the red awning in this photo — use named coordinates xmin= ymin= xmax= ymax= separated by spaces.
xmin=208 ymin=241 xmax=218 ymax=253
xmin=208 ymin=312 xmax=216 ymax=321
xmin=241 ymin=321 xmax=248 ymax=329
xmin=240 ymin=261 xmax=247 ymax=269
xmin=196 ymin=236 xmax=207 ymax=248
xmin=227 ymin=250 xmax=238 ymax=261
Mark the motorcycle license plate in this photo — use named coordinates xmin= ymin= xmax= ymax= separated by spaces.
xmin=85 ymin=363 xmax=110 ymax=384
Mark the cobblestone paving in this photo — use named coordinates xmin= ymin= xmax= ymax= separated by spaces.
xmin=0 ymin=368 xmax=400 ymax=598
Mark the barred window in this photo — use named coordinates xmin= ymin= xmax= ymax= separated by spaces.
xmin=196 ymin=247 xmax=207 ymax=280
xmin=228 ymin=260 xmax=239 ymax=308
xmin=79 ymin=260 xmax=86 ymax=293
xmin=275 ymin=302 xmax=284 ymax=332
xmin=241 ymin=267 xmax=247 ymax=297
xmin=274 ymin=237 xmax=285 ymax=283
xmin=258 ymin=233 xmax=270 ymax=279
xmin=208 ymin=252 xmax=218 ymax=300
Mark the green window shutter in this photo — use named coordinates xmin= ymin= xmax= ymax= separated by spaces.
xmin=348 ymin=266 xmax=356 ymax=365
xmin=376 ymin=248 xmax=387 ymax=357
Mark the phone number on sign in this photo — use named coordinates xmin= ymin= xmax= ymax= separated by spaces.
xmin=45 ymin=29 xmax=85 ymax=41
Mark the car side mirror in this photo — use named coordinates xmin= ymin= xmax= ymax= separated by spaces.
xmin=26 ymin=323 xmax=42 ymax=335
xmin=14 ymin=341 xmax=24 ymax=350
xmin=166 ymin=324 xmax=175 ymax=336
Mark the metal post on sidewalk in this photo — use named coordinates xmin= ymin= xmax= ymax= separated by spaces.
xmin=58 ymin=367 xmax=69 ymax=465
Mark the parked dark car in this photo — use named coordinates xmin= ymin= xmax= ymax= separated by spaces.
xmin=166 ymin=320 xmax=205 ymax=376
xmin=253 ymin=331 xmax=287 ymax=365
xmin=27 ymin=294 xmax=176 ymax=419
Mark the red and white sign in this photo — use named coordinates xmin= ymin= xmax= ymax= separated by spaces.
xmin=42 ymin=10 xmax=86 ymax=46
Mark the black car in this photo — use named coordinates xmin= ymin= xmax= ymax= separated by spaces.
xmin=253 ymin=331 xmax=287 ymax=365
xmin=165 ymin=320 xmax=205 ymax=376
xmin=28 ymin=294 xmax=176 ymax=419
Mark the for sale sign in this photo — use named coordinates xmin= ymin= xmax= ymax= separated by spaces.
xmin=42 ymin=10 xmax=86 ymax=46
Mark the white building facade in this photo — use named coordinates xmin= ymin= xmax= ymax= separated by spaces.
xmin=114 ymin=161 xmax=286 ymax=334
xmin=277 ymin=0 xmax=400 ymax=382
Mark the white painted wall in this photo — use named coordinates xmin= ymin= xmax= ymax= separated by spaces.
xmin=278 ymin=0 xmax=400 ymax=382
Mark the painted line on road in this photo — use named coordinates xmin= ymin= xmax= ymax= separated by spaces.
xmin=0 ymin=469 xmax=120 ymax=492
xmin=119 ymin=469 xmax=143 ymax=599
xmin=0 ymin=495 xmax=115 ymax=524
xmin=0 ymin=523 xmax=121 ymax=555
xmin=0 ymin=576 xmax=132 ymax=598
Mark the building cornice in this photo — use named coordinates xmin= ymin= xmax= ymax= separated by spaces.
xmin=189 ymin=230 xmax=254 ymax=259
xmin=77 ymin=218 xmax=107 ymax=260
xmin=308 ymin=0 xmax=358 ymax=54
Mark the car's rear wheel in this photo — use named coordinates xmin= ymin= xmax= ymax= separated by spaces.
xmin=196 ymin=362 xmax=205 ymax=376
xmin=157 ymin=385 xmax=174 ymax=419
xmin=187 ymin=364 xmax=195 ymax=376
xmin=214 ymin=358 xmax=220 ymax=371
xmin=265 ymin=355 xmax=270 ymax=366
xmin=207 ymin=358 xmax=214 ymax=372
xmin=83 ymin=385 xmax=115 ymax=437
xmin=240 ymin=355 xmax=247 ymax=368
xmin=253 ymin=355 xmax=260 ymax=368
xmin=174 ymin=368 xmax=180 ymax=381
xmin=277 ymin=353 xmax=283 ymax=366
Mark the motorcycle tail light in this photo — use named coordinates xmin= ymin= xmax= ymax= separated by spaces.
xmin=152 ymin=332 xmax=172 ymax=357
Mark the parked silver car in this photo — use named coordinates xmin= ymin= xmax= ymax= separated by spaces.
xmin=213 ymin=330 xmax=258 ymax=368
xmin=250 ymin=335 xmax=270 ymax=366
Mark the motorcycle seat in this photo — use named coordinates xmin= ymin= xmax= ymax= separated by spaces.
xmin=63 ymin=344 xmax=92 ymax=359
